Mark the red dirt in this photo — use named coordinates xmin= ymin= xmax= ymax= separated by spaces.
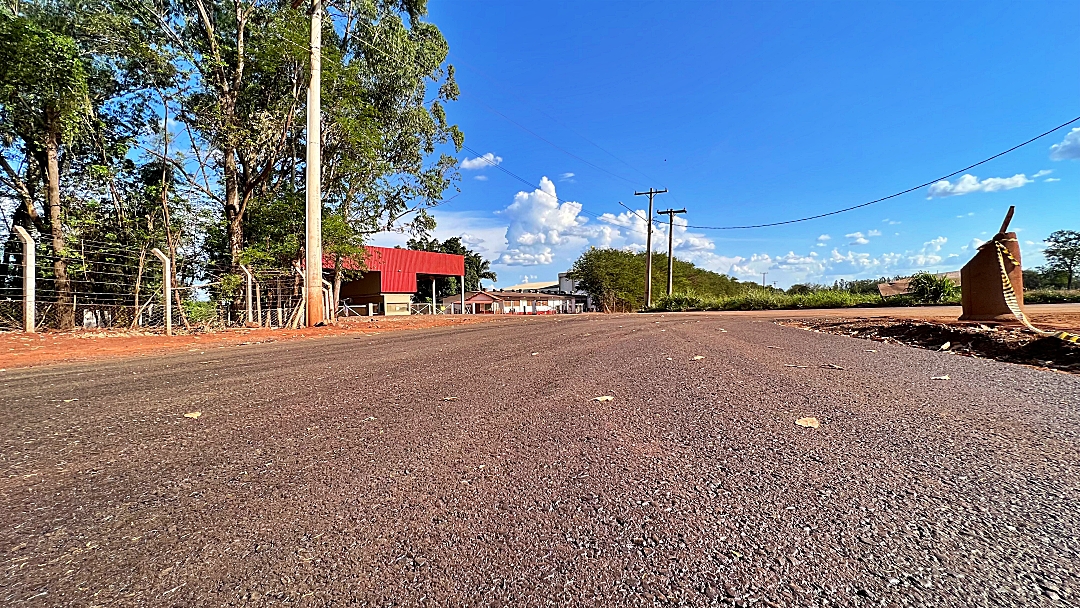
xmin=0 ymin=315 xmax=499 ymax=370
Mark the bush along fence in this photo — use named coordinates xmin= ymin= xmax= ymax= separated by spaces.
xmin=0 ymin=231 xmax=332 ymax=334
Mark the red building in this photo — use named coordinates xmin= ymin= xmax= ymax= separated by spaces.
xmin=325 ymin=246 xmax=465 ymax=315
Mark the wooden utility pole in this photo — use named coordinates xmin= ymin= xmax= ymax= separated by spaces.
xmin=633 ymin=188 xmax=667 ymax=308
xmin=656 ymin=208 xmax=686 ymax=296
xmin=304 ymin=0 xmax=324 ymax=326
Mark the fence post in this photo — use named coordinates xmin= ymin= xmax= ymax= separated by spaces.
xmin=293 ymin=263 xmax=306 ymax=328
xmin=239 ymin=265 xmax=254 ymax=324
xmin=13 ymin=227 xmax=34 ymax=333
xmin=151 ymin=248 xmax=172 ymax=336
xmin=321 ymin=278 xmax=334 ymax=323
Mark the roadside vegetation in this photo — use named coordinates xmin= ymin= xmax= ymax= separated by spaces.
xmin=570 ymin=238 xmax=1080 ymax=314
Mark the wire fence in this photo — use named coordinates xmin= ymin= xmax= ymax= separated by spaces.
xmin=0 ymin=231 xmax=311 ymax=333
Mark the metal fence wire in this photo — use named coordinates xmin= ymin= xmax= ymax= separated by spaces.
xmin=0 ymin=232 xmax=308 ymax=333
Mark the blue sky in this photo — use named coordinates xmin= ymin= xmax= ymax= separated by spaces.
xmin=370 ymin=0 xmax=1080 ymax=288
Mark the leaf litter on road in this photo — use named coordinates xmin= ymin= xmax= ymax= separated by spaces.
xmin=592 ymin=396 xmax=614 ymax=402
xmin=821 ymin=363 xmax=845 ymax=370
xmin=183 ymin=412 xmax=201 ymax=419
xmin=795 ymin=417 xmax=821 ymax=429
xmin=691 ymin=355 xmax=705 ymax=360
xmin=931 ymin=375 xmax=950 ymax=380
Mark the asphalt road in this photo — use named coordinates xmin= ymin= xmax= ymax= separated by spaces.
xmin=2 ymin=313 xmax=1078 ymax=607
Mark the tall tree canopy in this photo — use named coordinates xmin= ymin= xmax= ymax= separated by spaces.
xmin=0 ymin=0 xmax=463 ymax=327
xmin=1043 ymin=230 xmax=1080 ymax=290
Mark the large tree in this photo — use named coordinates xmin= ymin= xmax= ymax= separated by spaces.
xmin=0 ymin=1 xmax=172 ymax=328
xmin=1043 ymin=230 xmax=1080 ymax=289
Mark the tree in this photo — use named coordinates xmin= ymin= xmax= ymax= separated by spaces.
xmin=569 ymin=248 xmax=743 ymax=312
xmin=0 ymin=1 xmax=173 ymax=328
xmin=1043 ymin=230 xmax=1080 ymax=289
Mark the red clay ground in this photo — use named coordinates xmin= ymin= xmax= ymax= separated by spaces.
xmin=0 ymin=315 xmax=501 ymax=370
xmin=3 ymin=304 xmax=1078 ymax=371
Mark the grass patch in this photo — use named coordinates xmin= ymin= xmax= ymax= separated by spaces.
xmin=1025 ymin=289 xmax=1080 ymax=304
xmin=651 ymin=289 xmax=891 ymax=312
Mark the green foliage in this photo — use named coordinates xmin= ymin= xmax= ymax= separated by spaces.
xmin=1022 ymin=268 xmax=1068 ymax=290
xmin=652 ymin=289 xmax=885 ymax=312
xmin=1043 ymin=230 xmax=1080 ymax=289
xmin=907 ymin=272 xmax=959 ymax=304
xmin=569 ymin=248 xmax=742 ymax=312
xmin=1024 ymin=289 xmax=1080 ymax=304
xmin=0 ymin=15 xmax=90 ymax=142
xmin=183 ymin=300 xmax=217 ymax=323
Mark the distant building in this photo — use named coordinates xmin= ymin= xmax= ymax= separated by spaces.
xmin=327 ymin=246 xmax=464 ymax=315
xmin=440 ymin=291 xmax=579 ymax=314
xmin=496 ymin=272 xmax=593 ymax=311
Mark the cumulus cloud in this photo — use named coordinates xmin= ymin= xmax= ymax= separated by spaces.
xmin=1050 ymin=127 xmax=1080 ymax=161
xmin=1032 ymin=169 xmax=1052 ymax=178
xmin=908 ymin=236 xmax=947 ymax=267
xmin=474 ymin=175 xmax=488 ymax=181
xmin=497 ymin=177 xmax=593 ymax=266
xmin=845 ymin=231 xmax=869 ymax=245
xmin=460 ymin=153 xmax=502 ymax=170
xmin=927 ymin=174 xmax=1033 ymax=198
xmin=961 ymin=237 xmax=985 ymax=251
xmin=867 ymin=229 xmax=882 ymax=237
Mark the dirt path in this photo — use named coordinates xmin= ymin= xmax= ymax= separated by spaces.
xmin=0 ymin=315 xmax=498 ymax=370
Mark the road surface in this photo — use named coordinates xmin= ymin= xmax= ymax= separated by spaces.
xmin=2 ymin=313 xmax=1077 ymax=606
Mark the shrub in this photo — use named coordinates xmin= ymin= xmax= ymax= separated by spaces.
xmin=1024 ymin=289 xmax=1080 ymax=304
xmin=908 ymin=272 xmax=958 ymax=304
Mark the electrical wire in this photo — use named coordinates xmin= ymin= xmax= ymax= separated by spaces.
xmin=683 ymin=115 xmax=1080 ymax=230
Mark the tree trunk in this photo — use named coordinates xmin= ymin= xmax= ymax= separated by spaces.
xmin=223 ymin=147 xmax=243 ymax=270
xmin=45 ymin=127 xmax=74 ymax=329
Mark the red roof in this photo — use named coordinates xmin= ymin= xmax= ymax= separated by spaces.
xmin=323 ymin=246 xmax=464 ymax=293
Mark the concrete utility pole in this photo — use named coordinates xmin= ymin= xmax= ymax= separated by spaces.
xmin=304 ymin=0 xmax=324 ymax=326
xmin=761 ymin=272 xmax=768 ymax=292
xmin=633 ymin=188 xmax=667 ymax=308
xmin=656 ymin=208 xmax=686 ymax=297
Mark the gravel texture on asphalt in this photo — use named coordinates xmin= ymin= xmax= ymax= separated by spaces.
xmin=1 ymin=313 xmax=1078 ymax=607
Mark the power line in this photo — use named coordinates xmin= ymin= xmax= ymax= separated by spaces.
xmin=684 ymin=115 xmax=1080 ymax=230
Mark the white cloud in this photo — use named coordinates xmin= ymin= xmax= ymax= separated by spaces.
xmin=473 ymin=175 xmax=488 ymax=181
xmin=1050 ymin=127 xmax=1080 ymax=161
xmin=1045 ymin=177 xmax=1060 ymax=182
xmin=1032 ymin=169 xmax=1052 ymax=178
xmin=460 ymin=152 xmax=502 ymax=170
xmin=927 ymin=173 xmax=1033 ymax=198
xmin=955 ymin=211 xmax=975 ymax=218
xmin=497 ymin=177 xmax=596 ymax=266
xmin=883 ymin=219 xmax=901 ymax=225
xmin=961 ymin=237 xmax=985 ymax=251
xmin=817 ymin=234 xmax=831 ymax=241
xmin=845 ymin=231 xmax=869 ymax=245
xmin=559 ymin=172 xmax=575 ymax=181
xmin=908 ymin=236 xmax=947 ymax=267
xmin=867 ymin=229 xmax=882 ymax=237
